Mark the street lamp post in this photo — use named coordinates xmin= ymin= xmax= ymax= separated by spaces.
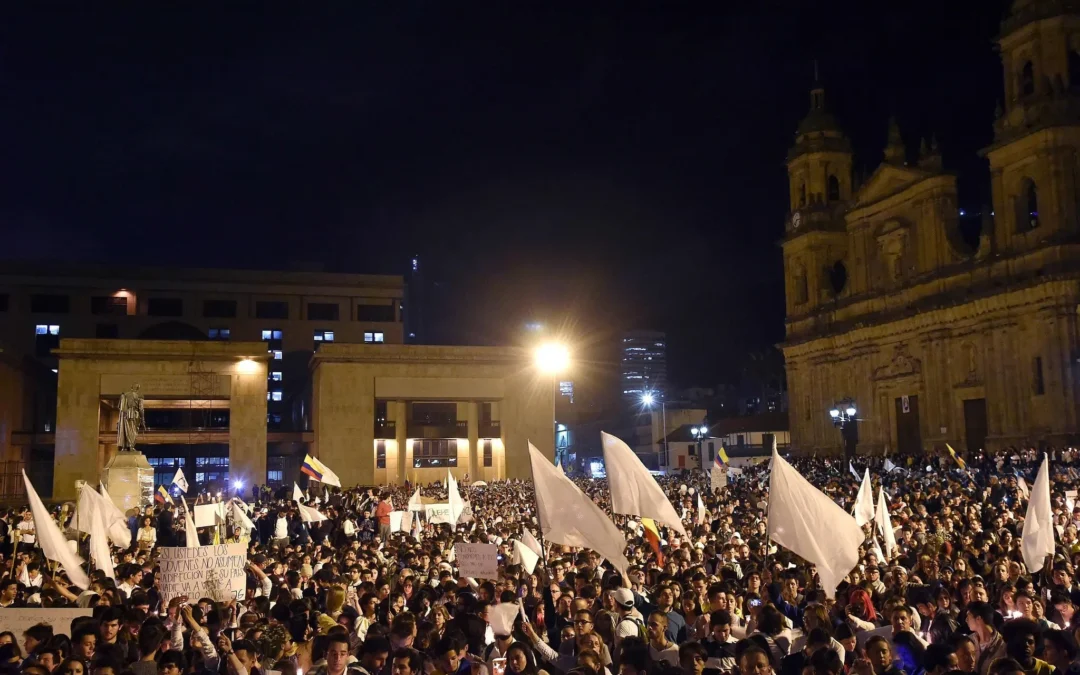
xmin=535 ymin=343 xmax=570 ymax=469
xmin=691 ymin=424 xmax=709 ymax=467
xmin=828 ymin=399 xmax=859 ymax=459
xmin=642 ymin=391 xmax=667 ymax=470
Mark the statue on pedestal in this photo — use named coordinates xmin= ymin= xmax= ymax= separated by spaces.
xmin=117 ymin=384 xmax=146 ymax=452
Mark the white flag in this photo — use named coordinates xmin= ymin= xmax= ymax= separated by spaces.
xmin=408 ymin=488 xmax=425 ymax=512
xmin=522 ymin=528 xmax=543 ymax=557
xmin=875 ymin=485 xmax=896 ymax=560
xmin=98 ymin=483 xmax=133 ymax=549
xmin=849 ymin=461 xmax=860 ymax=480
xmin=512 ymin=539 xmax=540 ymax=574
xmin=528 ymin=441 xmax=629 ymax=572
xmin=324 ymin=488 xmax=330 ymax=504
xmin=1017 ymin=477 xmax=1030 ymax=499
xmin=1022 ymin=454 xmax=1055 ymax=573
xmin=22 ymin=471 xmax=89 ymax=589
xmin=884 ymin=458 xmax=898 ymax=473
xmin=230 ymin=500 xmax=255 ymax=533
xmin=293 ymin=482 xmax=304 ymax=503
xmin=869 ymin=533 xmax=886 ymax=563
xmin=298 ymin=502 xmax=328 ymax=523
xmin=697 ymin=493 xmax=707 ymax=526
xmin=75 ymin=485 xmax=115 ymax=580
xmin=853 ymin=469 xmax=874 ymax=527
xmin=601 ymin=431 xmax=687 ymax=536
xmin=555 ymin=459 xmax=566 ymax=476
xmin=767 ymin=451 xmax=863 ymax=598
xmin=447 ymin=472 xmax=465 ymax=525
xmin=172 ymin=467 xmax=189 ymax=493
xmin=181 ymin=496 xmax=200 ymax=548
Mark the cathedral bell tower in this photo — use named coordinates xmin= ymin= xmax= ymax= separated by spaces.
xmin=983 ymin=0 xmax=1080 ymax=253
xmin=782 ymin=81 xmax=853 ymax=324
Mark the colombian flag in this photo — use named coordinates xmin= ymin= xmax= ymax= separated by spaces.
xmin=946 ymin=443 xmax=967 ymax=470
xmin=300 ymin=453 xmax=342 ymax=487
xmin=715 ymin=446 xmax=729 ymax=468
xmin=642 ymin=518 xmax=665 ymax=566
xmin=155 ymin=484 xmax=172 ymax=504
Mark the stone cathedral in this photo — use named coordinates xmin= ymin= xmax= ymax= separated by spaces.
xmin=781 ymin=0 xmax=1080 ymax=456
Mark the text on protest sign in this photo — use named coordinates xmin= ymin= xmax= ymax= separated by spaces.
xmin=158 ymin=543 xmax=247 ymax=604
xmin=454 ymin=543 xmax=498 ymax=579
xmin=4 ymin=608 xmax=91 ymax=639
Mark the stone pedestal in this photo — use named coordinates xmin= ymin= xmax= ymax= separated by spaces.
xmin=103 ymin=451 xmax=153 ymax=512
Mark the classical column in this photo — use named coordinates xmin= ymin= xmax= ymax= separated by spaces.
xmin=394 ymin=401 xmax=408 ymax=484
xmin=53 ymin=365 xmax=102 ymax=501
xmin=229 ymin=364 xmax=268 ymax=492
xmin=467 ymin=401 xmax=479 ymax=479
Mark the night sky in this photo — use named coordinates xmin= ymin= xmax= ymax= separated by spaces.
xmin=0 ymin=1 xmax=1009 ymax=389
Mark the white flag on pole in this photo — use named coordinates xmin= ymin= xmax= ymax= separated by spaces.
xmin=230 ymin=500 xmax=255 ymax=533
xmin=849 ymin=461 xmax=860 ymax=481
xmin=521 ymin=528 xmax=543 ymax=557
xmin=884 ymin=458 xmax=898 ymax=473
xmin=697 ymin=493 xmax=707 ymax=526
xmin=853 ymin=469 xmax=874 ymax=527
xmin=528 ymin=441 xmax=629 ymax=572
xmin=75 ymin=485 xmax=115 ymax=579
xmin=293 ymin=482 xmax=304 ymax=503
xmin=98 ymin=483 xmax=133 ymax=549
xmin=1022 ymin=454 xmax=1055 ymax=573
xmin=875 ymin=485 xmax=897 ymax=560
xmin=408 ymin=487 xmax=424 ymax=512
xmin=1017 ymin=477 xmax=1030 ymax=499
xmin=181 ymin=496 xmax=200 ymax=548
xmin=172 ymin=467 xmax=189 ymax=493
xmin=601 ymin=431 xmax=687 ymax=536
xmin=22 ymin=471 xmax=90 ymax=589
xmin=447 ymin=472 xmax=465 ymax=525
xmin=767 ymin=451 xmax=863 ymax=598
xmin=298 ymin=502 xmax=329 ymax=523
xmin=512 ymin=539 xmax=539 ymax=574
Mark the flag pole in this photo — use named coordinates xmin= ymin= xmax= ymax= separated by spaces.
xmin=524 ymin=442 xmax=552 ymax=570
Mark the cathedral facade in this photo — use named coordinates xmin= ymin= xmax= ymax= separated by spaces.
xmin=781 ymin=0 xmax=1080 ymax=456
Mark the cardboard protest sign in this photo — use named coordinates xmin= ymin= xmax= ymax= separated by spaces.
xmin=454 ymin=542 xmax=498 ymax=579
xmin=158 ymin=543 xmax=247 ymax=604
xmin=425 ymin=503 xmax=454 ymax=524
xmin=5 ymin=608 xmax=91 ymax=639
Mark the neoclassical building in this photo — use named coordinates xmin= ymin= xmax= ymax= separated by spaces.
xmin=782 ymin=0 xmax=1080 ymax=456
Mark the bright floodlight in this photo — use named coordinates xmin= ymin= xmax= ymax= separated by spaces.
xmin=535 ymin=343 xmax=570 ymax=373
xmin=691 ymin=428 xmax=700 ymax=437
xmin=233 ymin=480 xmax=244 ymax=489
xmin=829 ymin=409 xmax=840 ymax=418
xmin=846 ymin=406 xmax=857 ymax=417
xmin=699 ymin=426 xmax=709 ymax=435
xmin=641 ymin=392 xmax=655 ymax=406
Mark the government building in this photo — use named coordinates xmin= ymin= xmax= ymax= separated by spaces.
xmin=782 ymin=0 xmax=1080 ymax=456
xmin=0 ymin=263 xmax=553 ymax=500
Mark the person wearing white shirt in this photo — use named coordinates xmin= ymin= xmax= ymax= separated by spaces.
xmin=16 ymin=512 xmax=36 ymax=552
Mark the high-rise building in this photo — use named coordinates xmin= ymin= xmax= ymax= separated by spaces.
xmin=621 ymin=330 xmax=667 ymax=402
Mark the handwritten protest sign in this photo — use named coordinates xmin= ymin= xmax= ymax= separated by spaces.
xmin=425 ymin=503 xmax=453 ymax=524
xmin=5 ymin=608 xmax=91 ymax=638
xmin=158 ymin=543 xmax=247 ymax=604
xmin=454 ymin=542 xmax=497 ymax=579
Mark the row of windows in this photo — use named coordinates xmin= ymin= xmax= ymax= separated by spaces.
xmin=33 ymin=324 xmax=383 ymax=346
xmin=5 ymin=295 xmax=399 ymax=321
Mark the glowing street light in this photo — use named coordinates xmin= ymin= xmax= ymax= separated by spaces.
xmin=641 ymin=392 xmax=656 ymax=406
xmin=534 ymin=343 xmax=570 ymax=373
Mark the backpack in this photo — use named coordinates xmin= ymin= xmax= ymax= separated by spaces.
xmin=619 ymin=615 xmax=649 ymax=641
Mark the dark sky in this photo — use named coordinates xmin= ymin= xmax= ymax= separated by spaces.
xmin=0 ymin=1 xmax=1009 ymax=388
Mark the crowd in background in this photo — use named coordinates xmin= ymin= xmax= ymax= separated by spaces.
xmin=0 ymin=447 xmax=1079 ymax=675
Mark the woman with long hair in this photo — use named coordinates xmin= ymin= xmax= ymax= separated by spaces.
xmin=506 ymin=642 xmax=549 ymax=675
xmin=679 ymin=590 xmax=708 ymax=642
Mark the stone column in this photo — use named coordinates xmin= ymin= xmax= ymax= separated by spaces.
xmin=53 ymin=365 xmax=102 ymax=501
xmin=312 ymin=363 xmax=374 ymax=487
xmin=467 ymin=401 xmax=479 ymax=479
xmin=229 ymin=363 xmax=268 ymax=491
xmin=393 ymin=401 xmax=407 ymax=484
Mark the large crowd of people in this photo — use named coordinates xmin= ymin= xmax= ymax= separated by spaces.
xmin=1 ymin=447 xmax=1080 ymax=675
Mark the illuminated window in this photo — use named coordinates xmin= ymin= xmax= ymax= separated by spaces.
xmin=208 ymin=328 xmax=231 ymax=340
xmin=267 ymin=470 xmax=283 ymax=482
xmin=270 ymin=372 xmax=283 ymax=382
xmin=364 ymin=332 xmax=386 ymax=343
xmin=271 ymin=350 xmax=283 ymax=360
xmin=313 ymin=330 xmax=335 ymax=344
xmin=271 ymin=391 xmax=283 ymax=402
xmin=376 ymin=441 xmax=386 ymax=469
xmin=413 ymin=439 xmax=458 ymax=468
xmin=35 ymin=325 xmax=60 ymax=336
